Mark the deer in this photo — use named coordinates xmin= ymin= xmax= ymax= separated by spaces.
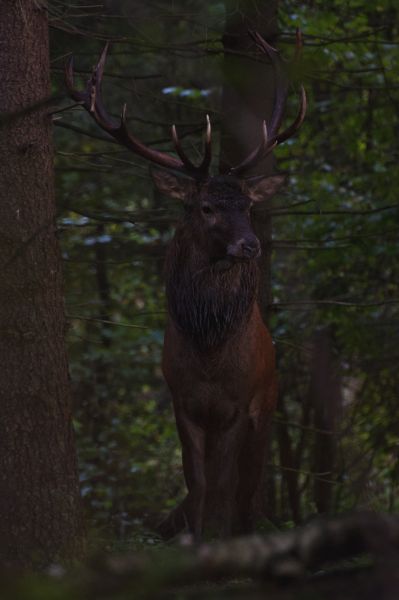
xmin=65 ymin=31 xmax=306 ymax=539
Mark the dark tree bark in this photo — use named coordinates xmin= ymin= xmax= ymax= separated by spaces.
xmin=310 ymin=328 xmax=341 ymax=514
xmin=95 ymin=225 xmax=112 ymax=349
xmin=276 ymin=397 xmax=301 ymax=523
xmin=0 ymin=1 xmax=84 ymax=568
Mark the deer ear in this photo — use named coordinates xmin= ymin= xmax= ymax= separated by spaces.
xmin=245 ymin=175 xmax=285 ymax=203
xmin=151 ymin=169 xmax=194 ymax=201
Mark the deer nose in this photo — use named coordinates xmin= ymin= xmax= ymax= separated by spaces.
xmin=241 ymin=239 xmax=261 ymax=258
xmin=227 ymin=238 xmax=261 ymax=260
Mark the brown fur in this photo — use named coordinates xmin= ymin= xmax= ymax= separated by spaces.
xmin=157 ymin=174 xmax=278 ymax=539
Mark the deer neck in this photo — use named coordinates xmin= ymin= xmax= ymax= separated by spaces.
xmin=165 ymin=228 xmax=259 ymax=350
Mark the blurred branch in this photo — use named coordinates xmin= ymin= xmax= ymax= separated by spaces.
xmin=55 ymin=120 xmax=121 ymax=144
xmin=298 ymin=28 xmax=399 ymax=46
xmin=68 ymin=314 xmax=150 ymax=329
xmin=0 ymin=94 xmax=63 ymax=128
xmin=52 ymin=65 xmax=162 ymax=81
xmin=271 ymin=299 xmax=399 ymax=310
xmin=274 ymin=227 xmax=399 ymax=246
xmin=75 ymin=512 xmax=399 ymax=595
xmin=270 ymin=464 xmax=338 ymax=485
xmin=273 ymin=416 xmax=336 ymax=436
xmin=272 ymin=202 xmax=399 ymax=217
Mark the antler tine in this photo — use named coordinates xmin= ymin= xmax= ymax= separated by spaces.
xmin=198 ymin=114 xmax=212 ymax=174
xmin=268 ymin=27 xmax=307 ymax=144
xmin=65 ymin=56 xmax=86 ymax=104
xmin=275 ymin=85 xmax=307 ymax=144
xmin=171 ymin=123 xmax=198 ymax=172
xmin=65 ymin=44 xmax=119 ymax=131
xmin=87 ymin=44 xmax=118 ymax=129
xmin=249 ymin=30 xmax=289 ymax=139
xmin=171 ymin=114 xmax=212 ymax=176
xmin=65 ymin=46 xmax=213 ymax=179
xmin=273 ymin=29 xmax=307 ymax=144
xmin=229 ymin=121 xmax=276 ymax=177
xmin=228 ymin=30 xmax=306 ymax=177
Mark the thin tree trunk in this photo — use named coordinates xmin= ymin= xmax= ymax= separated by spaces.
xmin=311 ymin=328 xmax=341 ymax=514
xmin=0 ymin=1 xmax=84 ymax=568
xmin=220 ymin=0 xmax=279 ymax=521
xmin=276 ymin=397 xmax=301 ymax=523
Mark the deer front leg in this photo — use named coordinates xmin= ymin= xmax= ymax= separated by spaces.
xmin=174 ymin=411 xmax=206 ymax=541
xmin=204 ymin=414 xmax=248 ymax=537
xmin=235 ymin=424 xmax=270 ymax=533
xmin=236 ymin=388 xmax=277 ymax=533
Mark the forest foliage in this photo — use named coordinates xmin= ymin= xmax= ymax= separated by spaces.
xmin=48 ymin=0 xmax=399 ymax=543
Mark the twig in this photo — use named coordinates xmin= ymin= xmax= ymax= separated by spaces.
xmin=68 ymin=314 xmax=150 ymax=329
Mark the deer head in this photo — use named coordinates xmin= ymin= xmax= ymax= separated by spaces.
xmin=151 ymin=171 xmax=286 ymax=264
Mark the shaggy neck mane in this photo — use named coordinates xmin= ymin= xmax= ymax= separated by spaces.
xmin=165 ymin=226 xmax=259 ymax=351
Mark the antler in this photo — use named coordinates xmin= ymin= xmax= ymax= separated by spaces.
xmin=65 ymin=44 xmax=212 ymax=180
xmin=229 ymin=30 xmax=307 ymax=177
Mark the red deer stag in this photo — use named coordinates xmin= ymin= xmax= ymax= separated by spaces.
xmin=65 ymin=31 xmax=306 ymax=539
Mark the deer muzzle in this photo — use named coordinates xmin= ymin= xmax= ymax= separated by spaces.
xmin=227 ymin=237 xmax=261 ymax=260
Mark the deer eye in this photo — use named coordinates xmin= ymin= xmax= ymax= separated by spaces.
xmin=201 ymin=204 xmax=213 ymax=215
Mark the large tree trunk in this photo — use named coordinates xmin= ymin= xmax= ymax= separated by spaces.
xmin=0 ymin=1 xmax=84 ymax=568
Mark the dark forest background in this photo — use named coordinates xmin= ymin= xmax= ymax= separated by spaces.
xmin=48 ymin=0 xmax=398 ymax=545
